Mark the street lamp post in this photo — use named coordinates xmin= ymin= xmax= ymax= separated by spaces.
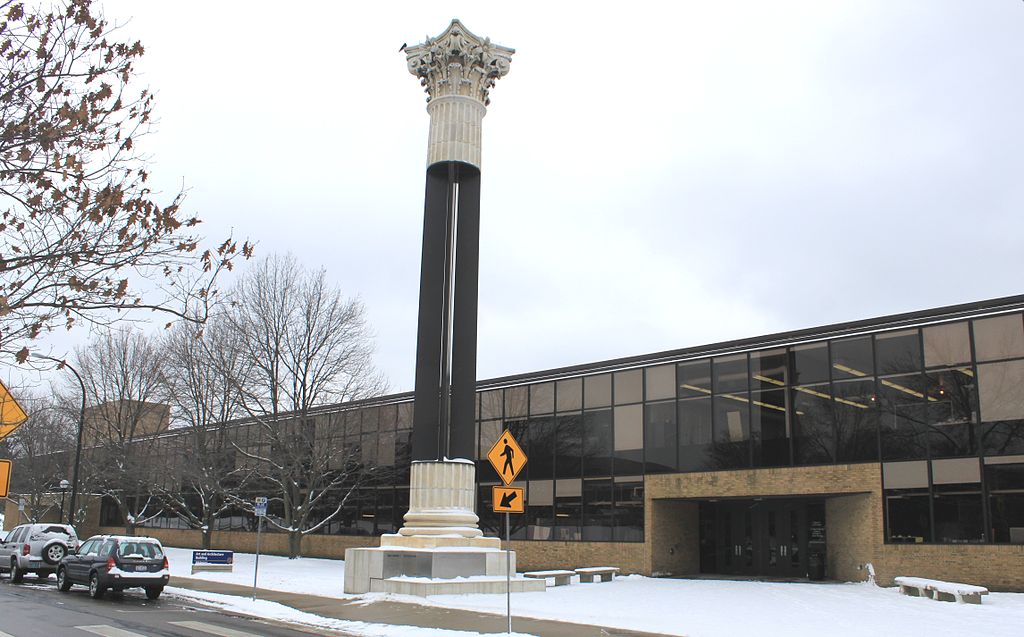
xmin=34 ymin=354 xmax=86 ymax=527
xmin=58 ymin=479 xmax=70 ymax=521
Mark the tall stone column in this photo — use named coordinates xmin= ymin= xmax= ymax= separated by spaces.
xmin=343 ymin=22 xmax=529 ymax=595
xmin=407 ymin=20 xmax=514 ymax=463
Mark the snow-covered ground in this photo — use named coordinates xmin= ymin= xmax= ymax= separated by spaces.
xmin=163 ymin=546 xmax=1024 ymax=637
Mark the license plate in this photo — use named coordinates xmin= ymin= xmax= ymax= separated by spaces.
xmin=135 ymin=565 xmax=148 ymax=572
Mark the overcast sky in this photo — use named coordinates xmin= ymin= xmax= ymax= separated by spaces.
xmin=50 ymin=0 xmax=1024 ymax=393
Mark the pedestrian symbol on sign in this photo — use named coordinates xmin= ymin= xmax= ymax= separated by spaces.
xmin=486 ymin=429 xmax=527 ymax=486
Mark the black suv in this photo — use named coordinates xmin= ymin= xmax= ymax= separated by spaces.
xmin=57 ymin=535 xmax=170 ymax=599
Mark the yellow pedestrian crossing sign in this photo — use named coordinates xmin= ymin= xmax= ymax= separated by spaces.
xmin=487 ymin=429 xmax=527 ymax=486
xmin=0 ymin=379 xmax=28 ymax=442
xmin=0 ymin=460 xmax=11 ymax=498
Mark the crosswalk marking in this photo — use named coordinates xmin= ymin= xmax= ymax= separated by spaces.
xmin=169 ymin=621 xmax=264 ymax=637
xmin=77 ymin=626 xmax=149 ymax=637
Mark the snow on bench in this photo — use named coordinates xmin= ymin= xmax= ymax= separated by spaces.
xmin=894 ymin=576 xmax=989 ymax=604
xmin=575 ymin=566 xmax=619 ymax=583
xmin=523 ymin=570 xmax=575 ymax=586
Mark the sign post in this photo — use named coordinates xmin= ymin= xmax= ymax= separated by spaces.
xmin=487 ymin=430 xmax=527 ymax=635
xmin=253 ymin=496 xmax=268 ymax=601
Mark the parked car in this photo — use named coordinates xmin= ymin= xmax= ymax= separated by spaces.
xmin=57 ymin=535 xmax=169 ymax=599
xmin=0 ymin=523 xmax=80 ymax=583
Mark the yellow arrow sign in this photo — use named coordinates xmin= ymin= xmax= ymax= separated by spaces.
xmin=0 ymin=459 xmax=11 ymax=498
xmin=492 ymin=486 xmax=525 ymax=513
xmin=487 ymin=429 xmax=527 ymax=486
xmin=0 ymin=379 xmax=28 ymax=442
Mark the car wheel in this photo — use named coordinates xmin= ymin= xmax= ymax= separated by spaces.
xmin=89 ymin=572 xmax=105 ymax=599
xmin=10 ymin=561 xmax=24 ymax=584
xmin=43 ymin=543 xmax=66 ymax=565
xmin=57 ymin=567 xmax=72 ymax=592
xmin=145 ymin=586 xmax=163 ymax=600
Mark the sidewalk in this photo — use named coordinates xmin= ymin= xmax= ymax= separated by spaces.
xmin=169 ymin=576 xmax=673 ymax=637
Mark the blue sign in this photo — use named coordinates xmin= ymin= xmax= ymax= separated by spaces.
xmin=192 ymin=550 xmax=233 ymax=565
xmin=255 ymin=496 xmax=268 ymax=517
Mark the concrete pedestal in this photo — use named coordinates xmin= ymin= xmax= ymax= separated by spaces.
xmin=344 ymin=460 xmax=537 ymax=595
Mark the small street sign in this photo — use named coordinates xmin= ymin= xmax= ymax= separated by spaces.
xmin=487 ymin=429 xmax=527 ymax=486
xmin=0 ymin=460 xmax=11 ymax=498
xmin=492 ymin=486 xmax=525 ymax=514
xmin=0 ymin=380 xmax=28 ymax=442
xmin=18 ymin=496 xmax=25 ymax=511
xmin=254 ymin=496 xmax=268 ymax=517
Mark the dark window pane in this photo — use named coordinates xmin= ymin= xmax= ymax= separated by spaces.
xmin=582 ymin=479 xmax=614 ymax=541
xmin=791 ymin=343 xmax=829 ymax=385
xmin=933 ymin=493 xmax=984 ymax=543
xmin=582 ymin=409 xmax=613 ymax=477
xmin=556 ymin=378 xmax=583 ymax=413
xmin=751 ymin=389 xmax=789 ymax=467
xmin=644 ymin=400 xmax=677 ymax=473
xmin=528 ymin=416 xmax=555 ymax=480
xmin=584 ymin=374 xmax=612 ymax=409
xmin=879 ymin=374 xmax=928 ymax=461
xmin=530 ymin=383 xmax=555 ymax=415
xmin=925 ymin=368 xmax=976 ymax=457
xmin=397 ymin=403 xmax=414 ymax=430
xmin=555 ymin=414 xmax=582 ymax=479
xmin=886 ymin=490 xmax=930 ymax=542
xmin=480 ymin=390 xmax=503 ymax=420
xmin=875 ymin=330 xmax=922 ymax=375
xmin=645 ymin=365 xmax=676 ymax=401
xmin=362 ymin=407 xmax=380 ymax=434
xmin=924 ymin=322 xmax=971 ymax=368
xmin=834 ymin=379 xmax=878 ymax=462
xmin=678 ymin=359 xmax=712 ymax=398
xmin=712 ymin=394 xmax=749 ymax=469
xmin=713 ymin=354 xmax=748 ymax=394
xmin=792 ymin=384 xmax=835 ymax=465
xmin=831 ymin=336 xmax=873 ymax=380
xmin=505 ymin=387 xmax=529 ymax=418
xmin=614 ymin=369 xmax=643 ymax=405
xmin=613 ymin=405 xmax=644 ymax=475
xmin=977 ymin=360 xmax=1024 ymax=456
xmin=989 ymin=494 xmax=1024 ymax=543
xmin=613 ymin=480 xmax=644 ymax=542
xmin=527 ymin=480 xmax=553 ymax=540
xmin=477 ymin=485 xmax=501 ymax=537
xmin=973 ymin=313 xmax=1024 ymax=362
xmin=750 ymin=348 xmax=787 ymax=389
xmin=555 ymin=479 xmax=582 ymax=541
xmin=985 ymin=462 xmax=1024 ymax=491
xmin=678 ymin=398 xmax=713 ymax=472
xmin=379 ymin=405 xmax=397 ymax=432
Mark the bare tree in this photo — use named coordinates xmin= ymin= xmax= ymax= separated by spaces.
xmin=72 ymin=328 xmax=168 ymax=535
xmin=0 ymin=0 xmax=251 ymax=363
xmin=156 ymin=314 xmax=252 ymax=548
xmin=226 ymin=253 xmax=387 ymax=557
xmin=3 ymin=393 xmax=74 ymax=522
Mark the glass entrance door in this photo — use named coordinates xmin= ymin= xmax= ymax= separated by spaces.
xmin=699 ymin=497 xmax=821 ymax=578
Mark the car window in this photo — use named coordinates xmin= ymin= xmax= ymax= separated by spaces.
xmin=41 ymin=526 xmax=71 ymax=536
xmin=117 ymin=541 xmax=163 ymax=559
xmin=99 ymin=540 xmax=116 ymax=556
xmin=79 ymin=539 xmax=98 ymax=555
xmin=10 ymin=527 xmax=26 ymax=543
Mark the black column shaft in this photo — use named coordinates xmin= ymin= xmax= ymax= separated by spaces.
xmin=411 ymin=161 xmax=482 ymax=461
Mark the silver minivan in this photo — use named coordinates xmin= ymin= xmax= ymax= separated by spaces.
xmin=0 ymin=523 xmax=80 ymax=582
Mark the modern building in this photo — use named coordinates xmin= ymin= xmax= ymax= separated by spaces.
xmin=9 ymin=295 xmax=1023 ymax=589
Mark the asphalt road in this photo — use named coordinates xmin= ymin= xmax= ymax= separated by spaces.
xmin=0 ymin=573 xmax=348 ymax=637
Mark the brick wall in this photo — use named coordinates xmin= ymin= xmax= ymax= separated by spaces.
xmin=97 ymin=527 xmax=378 ymax=559
xmin=511 ymin=539 xmax=646 ymax=574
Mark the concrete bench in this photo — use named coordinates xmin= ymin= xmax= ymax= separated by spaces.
xmin=575 ymin=566 xmax=619 ymax=583
xmin=523 ymin=570 xmax=575 ymax=586
xmin=894 ymin=576 xmax=989 ymax=604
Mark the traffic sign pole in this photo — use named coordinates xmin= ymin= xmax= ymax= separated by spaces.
xmin=506 ymin=511 xmax=511 ymax=635
xmin=253 ymin=496 xmax=267 ymax=601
